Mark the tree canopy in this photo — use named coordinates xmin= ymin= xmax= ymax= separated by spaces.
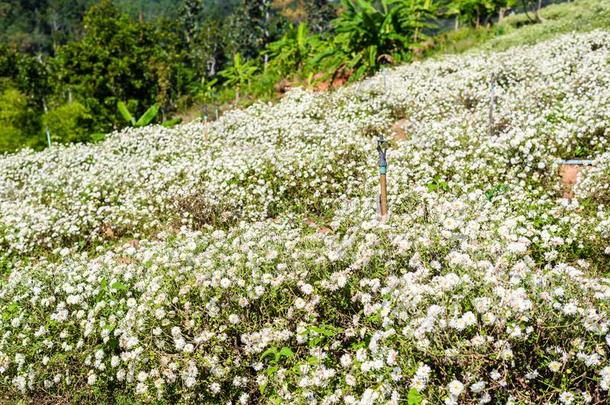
xmin=0 ymin=0 xmax=547 ymax=152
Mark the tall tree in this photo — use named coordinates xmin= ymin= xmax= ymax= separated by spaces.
xmin=304 ymin=0 xmax=337 ymax=34
xmin=52 ymin=0 xmax=186 ymax=130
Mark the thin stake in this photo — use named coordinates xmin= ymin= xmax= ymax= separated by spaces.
xmin=43 ymin=98 xmax=51 ymax=147
xmin=377 ymin=134 xmax=388 ymax=218
xmin=45 ymin=128 xmax=52 ymax=148
xmin=488 ymin=72 xmax=495 ymax=136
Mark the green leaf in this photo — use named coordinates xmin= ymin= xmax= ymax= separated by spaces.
xmin=279 ymin=347 xmax=294 ymax=359
xmin=260 ymin=347 xmax=277 ymax=362
xmin=233 ymin=53 xmax=242 ymax=69
xmin=90 ymin=133 xmax=106 ymax=142
xmin=117 ymin=101 xmax=135 ymax=125
xmin=111 ymin=281 xmax=128 ymax=292
xmin=135 ymin=104 xmax=159 ymax=127
xmin=3 ymin=302 xmax=19 ymax=320
xmin=408 ymin=388 xmax=422 ymax=405
xmin=161 ymin=117 xmax=182 ymax=128
xmin=297 ymin=22 xmax=308 ymax=51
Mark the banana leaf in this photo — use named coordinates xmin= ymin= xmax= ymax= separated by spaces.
xmin=161 ymin=117 xmax=182 ymax=128
xmin=135 ymin=104 xmax=159 ymax=127
xmin=117 ymin=101 xmax=135 ymax=125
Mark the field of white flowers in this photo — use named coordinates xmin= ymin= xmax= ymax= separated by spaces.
xmin=1 ymin=30 xmax=610 ymax=404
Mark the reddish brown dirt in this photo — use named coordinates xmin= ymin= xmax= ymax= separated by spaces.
xmin=304 ymin=217 xmax=332 ymax=235
xmin=559 ymin=164 xmax=581 ymax=199
xmin=391 ymin=118 xmax=409 ymax=142
xmin=312 ymin=70 xmax=353 ymax=92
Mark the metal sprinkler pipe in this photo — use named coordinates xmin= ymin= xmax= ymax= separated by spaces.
xmin=377 ymin=134 xmax=389 ymax=219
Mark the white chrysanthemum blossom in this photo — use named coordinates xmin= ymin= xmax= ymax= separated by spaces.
xmin=1 ymin=29 xmax=610 ymax=402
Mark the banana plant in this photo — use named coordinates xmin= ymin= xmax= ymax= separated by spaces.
xmin=117 ymin=101 xmax=159 ymax=127
xmin=189 ymin=76 xmax=218 ymax=104
xmin=393 ymin=0 xmax=438 ymax=43
xmin=313 ymin=0 xmax=440 ymax=81
xmin=266 ymin=22 xmax=323 ymax=77
xmin=218 ymin=53 xmax=258 ymax=102
xmin=117 ymin=101 xmax=181 ymax=128
xmin=313 ymin=0 xmax=412 ymax=81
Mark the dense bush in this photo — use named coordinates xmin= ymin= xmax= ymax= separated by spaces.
xmin=42 ymin=101 xmax=94 ymax=144
xmin=0 ymin=88 xmax=39 ymax=152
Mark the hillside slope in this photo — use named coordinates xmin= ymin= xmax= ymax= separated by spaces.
xmin=427 ymin=0 xmax=610 ymax=56
xmin=1 ymin=31 xmax=610 ymax=403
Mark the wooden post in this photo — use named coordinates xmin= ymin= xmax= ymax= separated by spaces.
xmin=379 ymin=171 xmax=388 ymax=217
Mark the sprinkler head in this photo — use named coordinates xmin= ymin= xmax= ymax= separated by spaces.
xmin=377 ymin=134 xmax=388 ymax=170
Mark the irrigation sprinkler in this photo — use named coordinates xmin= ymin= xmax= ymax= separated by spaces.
xmin=377 ymin=134 xmax=389 ymax=219
xmin=375 ymin=67 xmax=391 ymax=219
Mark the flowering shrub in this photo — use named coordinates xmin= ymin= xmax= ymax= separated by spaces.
xmin=1 ymin=31 xmax=610 ymax=403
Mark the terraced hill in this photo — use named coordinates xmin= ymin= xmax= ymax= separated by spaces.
xmin=1 ymin=30 xmax=610 ymax=403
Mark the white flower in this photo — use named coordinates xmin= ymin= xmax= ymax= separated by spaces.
xmin=443 ymin=218 xmax=460 ymax=231
xmin=470 ymin=381 xmax=486 ymax=393
xmin=490 ymin=370 xmax=501 ymax=381
xmin=87 ymin=373 xmax=97 ymax=385
xmin=136 ymin=382 xmax=148 ymax=394
xmin=13 ymin=375 xmax=27 ymax=392
xmin=558 ymin=391 xmax=574 ymax=404
xmin=448 ymin=379 xmax=464 ymax=397
xmin=155 ymin=308 xmax=166 ymax=319
xmin=301 ymin=283 xmax=314 ymax=295
xmin=340 ymin=354 xmax=352 ymax=368
xmin=210 ymin=382 xmax=221 ymax=394
xmin=563 ymin=302 xmax=578 ymax=315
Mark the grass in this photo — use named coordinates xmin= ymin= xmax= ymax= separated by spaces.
xmin=425 ymin=0 xmax=610 ymax=57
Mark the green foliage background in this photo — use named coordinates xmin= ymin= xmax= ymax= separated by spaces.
xmin=0 ymin=0 xmax=605 ymax=153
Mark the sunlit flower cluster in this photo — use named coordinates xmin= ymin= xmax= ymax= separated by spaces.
xmin=1 ymin=31 xmax=610 ymax=403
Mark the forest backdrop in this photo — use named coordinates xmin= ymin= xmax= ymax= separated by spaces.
xmin=1 ymin=0 xmax=549 ymax=152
